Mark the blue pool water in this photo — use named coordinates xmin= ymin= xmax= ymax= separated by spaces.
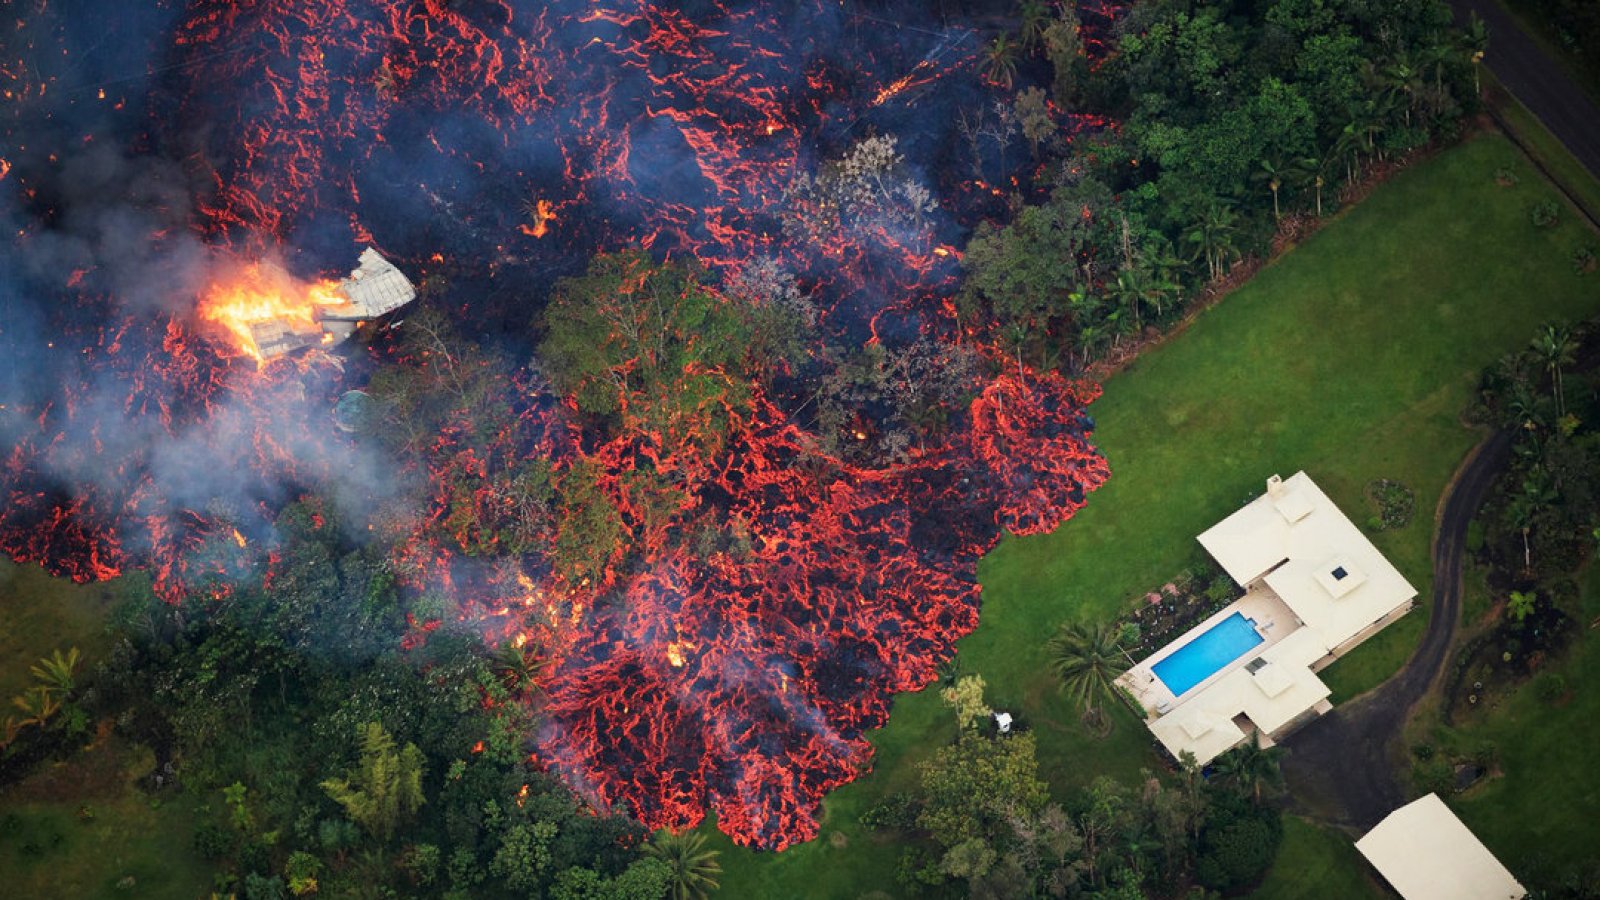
xmin=1151 ymin=612 xmax=1264 ymax=697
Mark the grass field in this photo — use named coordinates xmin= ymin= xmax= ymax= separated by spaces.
xmin=0 ymin=559 xmax=120 ymax=703
xmin=0 ymin=561 xmax=213 ymax=898
xmin=0 ymin=736 xmax=213 ymax=898
xmin=1484 ymin=69 xmax=1600 ymax=222
xmin=1250 ymin=815 xmax=1386 ymax=900
xmin=712 ymin=132 xmax=1600 ymax=897
xmin=1444 ymin=559 xmax=1600 ymax=892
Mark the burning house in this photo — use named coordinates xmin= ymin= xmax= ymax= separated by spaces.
xmin=247 ymin=248 xmax=416 ymax=360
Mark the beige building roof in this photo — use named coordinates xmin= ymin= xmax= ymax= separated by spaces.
xmin=1355 ymin=794 xmax=1526 ymax=900
xmin=1121 ymin=472 xmax=1418 ymax=765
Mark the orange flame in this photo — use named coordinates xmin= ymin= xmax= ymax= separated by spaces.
xmin=197 ymin=263 xmax=343 ymax=364
xmin=230 ymin=528 xmax=247 ymax=548
xmin=521 ymin=198 xmax=557 ymax=239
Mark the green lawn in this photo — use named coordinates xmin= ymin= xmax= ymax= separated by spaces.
xmin=0 ymin=559 xmax=120 ymax=703
xmin=715 ymin=133 xmax=1600 ymax=898
xmin=0 ymin=562 xmax=213 ymax=898
xmin=1445 ymin=559 xmax=1600 ymax=892
xmin=1485 ymin=68 xmax=1600 ymax=221
xmin=1249 ymin=816 xmax=1385 ymax=900
xmin=0 ymin=736 xmax=213 ymax=898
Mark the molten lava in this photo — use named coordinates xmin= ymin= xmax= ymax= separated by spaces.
xmin=3 ymin=0 xmax=1129 ymax=850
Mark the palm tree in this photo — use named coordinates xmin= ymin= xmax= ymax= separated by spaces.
xmin=1254 ymin=158 xmax=1285 ymax=221
xmin=1183 ymin=201 xmax=1240 ymax=282
xmin=30 ymin=646 xmax=80 ymax=694
xmin=644 ymin=830 xmax=723 ymax=900
xmin=1047 ymin=621 xmax=1129 ymax=732
xmin=1531 ymin=324 xmax=1577 ymax=417
xmin=1332 ymin=125 xmax=1363 ymax=186
xmin=1017 ymin=0 xmax=1051 ymax=54
xmin=491 ymin=640 xmax=548 ymax=697
xmin=1370 ymin=51 xmax=1423 ymax=126
xmin=1295 ymin=153 xmax=1330 ymax=217
xmin=1507 ymin=472 xmax=1557 ymax=572
xmin=1463 ymin=13 xmax=1489 ymax=96
xmin=1211 ymin=742 xmax=1283 ymax=805
xmin=981 ymin=34 xmax=1020 ymax=90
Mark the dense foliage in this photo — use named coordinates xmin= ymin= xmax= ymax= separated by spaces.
xmin=52 ymin=502 xmax=669 ymax=900
xmin=963 ymin=0 xmax=1481 ymax=371
xmin=864 ymin=706 xmax=1284 ymax=898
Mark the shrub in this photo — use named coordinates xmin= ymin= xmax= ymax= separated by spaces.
xmin=1535 ymin=672 xmax=1568 ymax=704
xmin=1366 ymin=479 xmax=1416 ymax=530
xmin=1531 ymin=200 xmax=1561 ymax=228
xmin=1575 ymin=246 xmax=1597 ymax=274
xmin=1411 ymin=758 xmax=1455 ymax=795
xmin=861 ymin=792 xmax=920 ymax=830
xmin=1196 ymin=809 xmax=1281 ymax=892
xmin=194 ymin=822 xmax=238 ymax=860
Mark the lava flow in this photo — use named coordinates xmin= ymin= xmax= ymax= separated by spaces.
xmin=2 ymin=0 xmax=1125 ymax=849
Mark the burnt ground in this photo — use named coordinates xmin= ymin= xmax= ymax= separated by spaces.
xmin=1278 ymin=429 xmax=1513 ymax=832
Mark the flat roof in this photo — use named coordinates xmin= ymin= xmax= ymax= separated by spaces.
xmin=1127 ymin=472 xmax=1417 ymax=765
xmin=1355 ymin=794 xmax=1525 ymax=900
xmin=1199 ymin=472 xmax=1417 ymax=652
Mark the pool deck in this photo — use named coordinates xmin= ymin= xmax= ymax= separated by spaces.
xmin=1113 ymin=472 xmax=1417 ymax=766
xmin=1120 ymin=586 xmax=1300 ymax=717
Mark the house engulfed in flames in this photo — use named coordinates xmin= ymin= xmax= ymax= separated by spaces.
xmin=249 ymin=248 xmax=416 ymax=359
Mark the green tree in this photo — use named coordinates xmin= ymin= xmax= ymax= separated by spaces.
xmin=981 ymin=34 xmax=1020 ymax=90
xmin=643 ymin=830 xmax=723 ymax=900
xmin=284 ymin=850 xmax=322 ymax=897
xmin=1017 ymin=0 xmax=1050 ymax=53
xmin=1254 ymin=158 xmax=1286 ymax=221
xmin=551 ymin=857 xmax=673 ymax=900
xmin=321 ymin=722 xmax=426 ymax=841
xmin=1507 ymin=590 xmax=1537 ymax=623
xmin=1014 ymin=87 xmax=1055 ymax=158
xmin=1209 ymin=742 xmax=1283 ymax=805
xmin=1183 ymin=200 xmax=1240 ymax=283
xmin=1531 ymin=323 xmax=1577 ymax=417
xmin=915 ymin=732 xmax=1049 ymax=858
xmin=941 ymin=674 xmax=993 ymax=731
xmin=1047 ymin=621 xmax=1130 ymax=732
xmin=540 ymin=251 xmax=755 ymax=452
xmin=551 ymin=458 xmax=627 ymax=588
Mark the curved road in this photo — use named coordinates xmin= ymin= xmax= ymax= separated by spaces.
xmin=1279 ymin=429 xmax=1513 ymax=831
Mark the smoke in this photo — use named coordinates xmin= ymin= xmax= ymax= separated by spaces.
xmin=2 ymin=0 xmax=1119 ymax=848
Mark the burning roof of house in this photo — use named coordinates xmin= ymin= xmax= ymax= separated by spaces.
xmin=248 ymin=248 xmax=416 ymax=360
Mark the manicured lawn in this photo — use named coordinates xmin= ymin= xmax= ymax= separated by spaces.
xmin=715 ymin=132 xmax=1600 ymax=897
xmin=1447 ymin=559 xmax=1600 ymax=892
xmin=1249 ymin=815 xmax=1385 ymax=900
xmin=1485 ymin=68 xmax=1600 ymax=220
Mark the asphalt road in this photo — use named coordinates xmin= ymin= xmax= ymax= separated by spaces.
xmin=1279 ymin=430 xmax=1513 ymax=831
xmin=1448 ymin=0 xmax=1600 ymax=179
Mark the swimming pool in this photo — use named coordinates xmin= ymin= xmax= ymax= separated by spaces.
xmin=1151 ymin=612 xmax=1264 ymax=697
